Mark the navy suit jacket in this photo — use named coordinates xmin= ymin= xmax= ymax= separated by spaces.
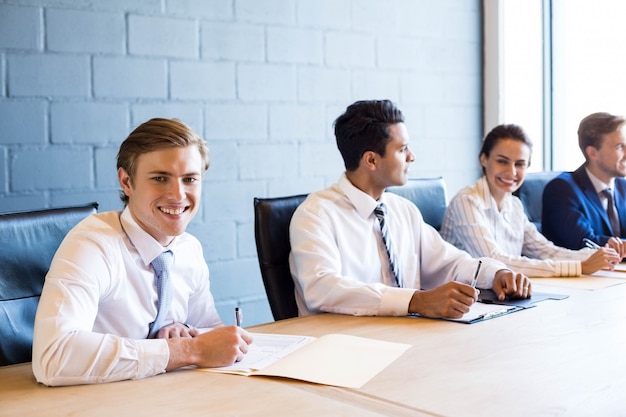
xmin=542 ymin=165 xmax=626 ymax=249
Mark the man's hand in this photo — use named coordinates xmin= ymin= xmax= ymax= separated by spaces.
xmin=408 ymin=281 xmax=478 ymax=319
xmin=156 ymin=322 xmax=199 ymax=339
xmin=605 ymin=237 xmax=626 ymax=260
xmin=492 ymin=269 xmax=531 ymax=300
xmin=166 ymin=325 xmax=254 ymax=371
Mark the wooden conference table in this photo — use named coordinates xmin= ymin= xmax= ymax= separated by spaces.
xmin=2 ymin=277 xmax=626 ymax=417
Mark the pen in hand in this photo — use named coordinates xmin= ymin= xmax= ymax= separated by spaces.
xmin=583 ymin=238 xmax=601 ymax=249
xmin=235 ymin=307 xmax=243 ymax=327
xmin=583 ymin=237 xmax=618 ymax=266
xmin=471 ymin=260 xmax=482 ymax=288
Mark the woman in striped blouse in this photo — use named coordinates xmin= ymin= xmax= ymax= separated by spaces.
xmin=440 ymin=124 xmax=619 ymax=277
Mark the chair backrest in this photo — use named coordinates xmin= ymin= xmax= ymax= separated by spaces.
xmin=253 ymin=195 xmax=307 ymax=321
xmin=0 ymin=202 xmax=98 ymax=366
xmin=513 ymin=171 xmax=561 ymax=232
xmin=386 ymin=177 xmax=448 ymax=230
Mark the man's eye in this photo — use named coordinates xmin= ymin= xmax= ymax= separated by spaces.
xmin=184 ymin=178 xmax=198 ymax=183
xmin=152 ymin=177 xmax=166 ymax=182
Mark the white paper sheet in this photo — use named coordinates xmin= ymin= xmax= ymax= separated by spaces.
xmin=198 ymin=333 xmax=411 ymax=388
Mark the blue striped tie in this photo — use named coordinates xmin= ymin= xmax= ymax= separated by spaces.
xmin=148 ymin=250 xmax=173 ymax=338
xmin=374 ymin=203 xmax=403 ymax=287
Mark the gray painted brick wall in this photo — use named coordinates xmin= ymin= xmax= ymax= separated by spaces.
xmin=47 ymin=9 xmax=125 ymax=54
xmin=0 ymin=0 xmax=483 ymax=326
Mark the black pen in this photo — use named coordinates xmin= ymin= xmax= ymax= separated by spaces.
xmin=471 ymin=260 xmax=482 ymax=288
xmin=235 ymin=307 xmax=242 ymax=327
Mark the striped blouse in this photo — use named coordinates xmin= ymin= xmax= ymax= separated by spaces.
xmin=440 ymin=176 xmax=593 ymax=277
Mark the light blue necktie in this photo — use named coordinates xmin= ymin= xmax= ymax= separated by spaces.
xmin=148 ymin=250 xmax=173 ymax=338
xmin=374 ymin=203 xmax=403 ymax=288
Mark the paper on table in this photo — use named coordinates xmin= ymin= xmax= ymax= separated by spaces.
xmin=210 ymin=333 xmax=315 ymax=373
xmin=591 ymin=269 xmax=626 ymax=279
xmin=531 ymin=276 xmax=626 ymax=290
xmin=198 ymin=333 xmax=411 ymax=388
xmin=444 ymin=302 xmax=520 ymax=324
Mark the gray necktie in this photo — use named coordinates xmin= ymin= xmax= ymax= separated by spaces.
xmin=374 ymin=203 xmax=403 ymax=287
xmin=602 ymin=188 xmax=621 ymax=235
xmin=148 ymin=250 xmax=173 ymax=338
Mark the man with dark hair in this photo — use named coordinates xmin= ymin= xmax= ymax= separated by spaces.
xmin=542 ymin=112 xmax=626 ymax=257
xmin=289 ymin=100 xmax=531 ymax=319
xmin=33 ymin=118 xmax=253 ymax=386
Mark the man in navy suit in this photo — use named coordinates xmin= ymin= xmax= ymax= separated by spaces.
xmin=542 ymin=112 xmax=626 ymax=258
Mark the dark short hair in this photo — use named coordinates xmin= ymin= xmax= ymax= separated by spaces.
xmin=117 ymin=118 xmax=210 ymax=205
xmin=333 ymin=100 xmax=405 ymax=171
xmin=578 ymin=112 xmax=626 ymax=161
xmin=480 ymin=124 xmax=533 ymax=174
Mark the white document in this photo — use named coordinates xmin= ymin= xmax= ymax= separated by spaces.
xmin=591 ymin=269 xmax=626 ymax=279
xmin=531 ymin=276 xmax=625 ymax=290
xmin=213 ymin=333 xmax=315 ymax=373
xmin=611 ymin=262 xmax=626 ymax=272
xmin=445 ymin=302 xmax=518 ymax=323
xmin=198 ymin=333 xmax=411 ymax=388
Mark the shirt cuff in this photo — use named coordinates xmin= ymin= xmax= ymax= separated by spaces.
xmin=135 ymin=338 xmax=169 ymax=378
xmin=556 ymin=260 xmax=581 ymax=277
xmin=379 ymin=287 xmax=415 ymax=316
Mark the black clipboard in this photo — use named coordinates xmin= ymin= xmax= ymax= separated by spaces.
xmin=410 ymin=301 xmax=528 ymax=324
xmin=477 ymin=289 xmax=569 ymax=307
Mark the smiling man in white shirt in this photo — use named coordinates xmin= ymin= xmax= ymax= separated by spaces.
xmin=33 ymin=118 xmax=253 ymax=386
xmin=289 ymin=100 xmax=531 ymax=319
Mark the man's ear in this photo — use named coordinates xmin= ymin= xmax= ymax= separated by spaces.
xmin=585 ymin=145 xmax=598 ymax=161
xmin=118 ymin=167 xmax=133 ymax=198
xmin=362 ymin=151 xmax=377 ymax=170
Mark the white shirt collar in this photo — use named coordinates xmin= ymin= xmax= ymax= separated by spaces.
xmin=477 ymin=176 xmax=512 ymax=213
xmin=585 ymin=167 xmax=615 ymax=194
xmin=338 ymin=173 xmax=381 ymax=219
xmin=120 ymin=207 xmax=177 ymax=266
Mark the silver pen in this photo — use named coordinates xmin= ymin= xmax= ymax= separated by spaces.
xmin=583 ymin=237 xmax=619 ymax=266
xmin=583 ymin=238 xmax=601 ymax=249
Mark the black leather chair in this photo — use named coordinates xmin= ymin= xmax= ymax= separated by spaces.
xmin=254 ymin=195 xmax=307 ymax=321
xmin=386 ymin=177 xmax=448 ymax=230
xmin=0 ymin=202 xmax=98 ymax=366
xmin=513 ymin=171 xmax=561 ymax=232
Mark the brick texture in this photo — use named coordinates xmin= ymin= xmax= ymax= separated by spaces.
xmin=0 ymin=0 xmax=483 ymax=326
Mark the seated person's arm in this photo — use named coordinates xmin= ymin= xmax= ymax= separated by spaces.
xmin=33 ymin=233 xmax=251 ymax=386
xmin=543 ymin=178 xmax=614 ymax=248
xmin=289 ymin=203 xmax=414 ymax=317
xmin=408 ymin=282 xmax=478 ymax=319
xmin=408 ymin=268 xmax=531 ymax=318
xmin=166 ymin=327 xmax=253 ymax=370
xmin=443 ymin=192 xmax=611 ymax=277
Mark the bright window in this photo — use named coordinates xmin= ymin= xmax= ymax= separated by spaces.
xmin=485 ymin=0 xmax=626 ymax=172
xmin=484 ymin=0 xmax=545 ymax=171
xmin=552 ymin=0 xmax=626 ymax=170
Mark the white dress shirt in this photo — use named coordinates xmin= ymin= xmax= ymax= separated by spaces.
xmin=440 ymin=176 xmax=592 ymax=277
xmin=288 ymin=174 xmax=507 ymax=317
xmin=32 ymin=208 xmax=222 ymax=386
